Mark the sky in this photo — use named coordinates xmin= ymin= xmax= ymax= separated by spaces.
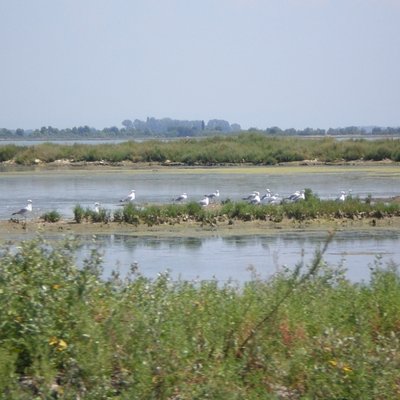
xmin=1 ymin=0 xmax=400 ymax=131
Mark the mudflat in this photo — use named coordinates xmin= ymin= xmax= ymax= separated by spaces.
xmin=1 ymin=216 xmax=399 ymax=240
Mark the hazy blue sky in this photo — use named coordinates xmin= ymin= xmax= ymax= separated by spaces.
xmin=1 ymin=0 xmax=399 ymax=130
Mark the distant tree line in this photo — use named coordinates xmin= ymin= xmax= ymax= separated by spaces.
xmin=262 ymin=126 xmax=400 ymax=136
xmin=1 ymin=118 xmax=399 ymax=140
xmin=0 ymin=117 xmax=242 ymax=140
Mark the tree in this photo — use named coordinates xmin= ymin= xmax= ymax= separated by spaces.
xmin=122 ymin=119 xmax=133 ymax=129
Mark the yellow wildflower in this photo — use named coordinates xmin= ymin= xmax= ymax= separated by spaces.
xmin=328 ymin=360 xmax=337 ymax=367
xmin=49 ymin=337 xmax=68 ymax=351
xmin=49 ymin=336 xmax=58 ymax=346
xmin=342 ymin=365 xmax=352 ymax=374
xmin=57 ymin=339 xmax=68 ymax=351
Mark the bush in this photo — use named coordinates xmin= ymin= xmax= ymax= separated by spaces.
xmin=73 ymin=204 xmax=111 ymax=223
xmin=40 ymin=210 xmax=61 ymax=223
xmin=0 ymin=144 xmax=20 ymax=162
xmin=73 ymin=204 xmax=85 ymax=223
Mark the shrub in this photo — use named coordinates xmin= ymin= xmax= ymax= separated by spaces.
xmin=73 ymin=204 xmax=85 ymax=223
xmin=0 ymin=144 xmax=20 ymax=162
xmin=121 ymin=203 xmax=140 ymax=225
xmin=40 ymin=210 xmax=61 ymax=223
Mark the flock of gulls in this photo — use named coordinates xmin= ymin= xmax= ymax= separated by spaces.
xmin=11 ymin=189 xmax=353 ymax=221
xmin=174 ymin=188 xmax=352 ymax=207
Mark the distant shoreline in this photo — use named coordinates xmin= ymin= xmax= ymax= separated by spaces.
xmin=1 ymin=134 xmax=400 ymax=142
xmin=1 ymin=158 xmax=399 ymax=171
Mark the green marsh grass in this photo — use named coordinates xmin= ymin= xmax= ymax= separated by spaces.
xmin=40 ymin=210 xmax=61 ymax=223
xmin=1 ymin=237 xmax=400 ymax=398
xmin=90 ymin=195 xmax=400 ymax=226
xmin=73 ymin=204 xmax=111 ymax=224
xmin=3 ymin=135 xmax=400 ymax=165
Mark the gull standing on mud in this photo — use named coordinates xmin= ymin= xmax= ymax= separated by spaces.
xmin=12 ymin=199 xmax=32 ymax=219
xmin=120 ymin=190 xmax=136 ymax=203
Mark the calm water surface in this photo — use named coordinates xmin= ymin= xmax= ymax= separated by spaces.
xmin=53 ymin=230 xmax=400 ymax=283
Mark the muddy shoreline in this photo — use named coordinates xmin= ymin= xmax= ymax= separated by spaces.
xmin=1 ymin=158 xmax=399 ymax=171
xmin=1 ymin=216 xmax=399 ymax=240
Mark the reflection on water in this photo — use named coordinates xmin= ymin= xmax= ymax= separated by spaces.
xmin=71 ymin=230 xmax=400 ymax=284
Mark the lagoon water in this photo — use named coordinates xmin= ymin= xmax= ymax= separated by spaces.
xmin=1 ymin=166 xmax=399 ymax=283
xmin=72 ymin=230 xmax=399 ymax=284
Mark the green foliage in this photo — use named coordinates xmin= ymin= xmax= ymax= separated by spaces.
xmin=73 ymin=204 xmax=85 ymax=223
xmin=73 ymin=204 xmax=111 ymax=223
xmin=2 ymin=135 xmax=400 ymax=165
xmin=40 ymin=210 xmax=61 ymax=223
xmin=70 ymin=197 xmax=400 ymax=227
xmin=1 ymin=238 xmax=400 ymax=397
xmin=0 ymin=144 xmax=20 ymax=162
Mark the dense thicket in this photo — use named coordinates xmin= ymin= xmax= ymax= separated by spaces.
xmin=1 ymin=134 xmax=400 ymax=165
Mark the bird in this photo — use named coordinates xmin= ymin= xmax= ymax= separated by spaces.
xmin=120 ymin=189 xmax=136 ymax=202
xmin=242 ymin=191 xmax=260 ymax=201
xmin=260 ymin=189 xmax=272 ymax=202
xmin=249 ymin=193 xmax=261 ymax=205
xmin=269 ymin=193 xmax=282 ymax=205
xmin=286 ymin=190 xmax=305 ymax=202
xmin=12 ymin=200 xmax=32 ymax=219
xmin=94 ymin=202 xmax=101 ymax=213
xmin=198 ymin=196 xmax=210 ymax=207
xmin=287 ymin=190 xmax=300 ymax=201
xmin=205 ymin=190 xmax=220 ymax=202
xmin=336 ymin=190 xmax=351 ymax=202
xmin=174 ymin=193 xmax=188 ymax=202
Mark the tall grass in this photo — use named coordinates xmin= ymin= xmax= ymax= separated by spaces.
xmin=2 ymin=135 xmax=400 ymax=165
xmin=1 ymin=237 xmax=400 ymax=398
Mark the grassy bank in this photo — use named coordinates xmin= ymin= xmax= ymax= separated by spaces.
xmin=1 ymin=134 xmax=400 ymax=165
xmin=1 ymin=237 xmax=400 ymax=398
xmin=70 ymin=194 xmax=400 ymax=226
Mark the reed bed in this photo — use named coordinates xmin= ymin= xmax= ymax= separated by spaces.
xmin=2 ymin=134 xmax=400 ymax=165
xmin=1 ymin=237 xmax=400 ymax=398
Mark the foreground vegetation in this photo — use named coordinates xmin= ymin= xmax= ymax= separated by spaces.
xmin=1 ymin=134 xmax=400 ymax=165
xmin=1 ymin=237 xmax=400 ymax=398
xmin=71 ymin=193 xmax=400 ymax=226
